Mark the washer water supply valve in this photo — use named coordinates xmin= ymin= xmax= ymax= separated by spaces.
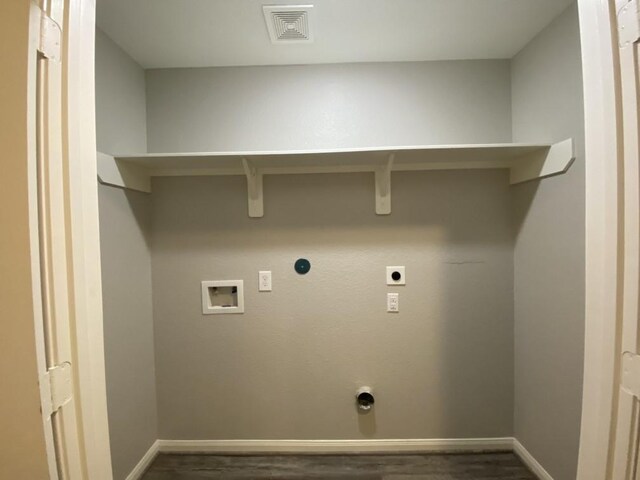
xmin=356 ymin=386 xmax=375 ymax=412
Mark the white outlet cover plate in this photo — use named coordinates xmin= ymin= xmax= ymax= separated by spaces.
xmin=259 ymin=271 xmax=272 ymax=291
xmin=386 ymin=266 xmax=406 ymax=285
xmin=387 ymin=293 xmax=399 ymax=312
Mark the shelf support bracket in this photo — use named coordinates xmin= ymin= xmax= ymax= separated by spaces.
xmin=96 ymin=152 xmax=151 ymax=193
xmin=242 ymin=158 xmax=264 ymax=218
xmin=509 ymin=138 xmax=575 ymax=185
xmin=375 ymin=153 xmax=394 ymax=215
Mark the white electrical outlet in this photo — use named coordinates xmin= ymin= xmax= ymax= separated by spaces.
xmin=387 ymin=293 xmax=399 ymax=312
xmin=259 ymin=271 xmax=272 ymax=291
xmin=386 ymin=266 xmax=406 ymax=285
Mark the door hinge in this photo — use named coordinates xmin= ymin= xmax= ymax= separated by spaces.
xmin=38 ymin=11 xmax=61 ymax=61
xmin=41 ymin=362 xmax=73 ymax=418
xmin=619 ymin=0 xmax=640 ymax=47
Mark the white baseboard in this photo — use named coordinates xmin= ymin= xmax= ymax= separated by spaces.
xmin=156 ymin=437 xmax=514 ymax=454
xmin=125 ymin=440 xmax=160 ymax=480
xmin=513 ymin=439 xmax=554 ymax=480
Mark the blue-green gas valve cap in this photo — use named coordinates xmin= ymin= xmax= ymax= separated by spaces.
xmin=294 ymin=258 xmax=311 ymax=275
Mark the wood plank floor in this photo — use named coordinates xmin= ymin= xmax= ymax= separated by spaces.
xmin=141 ymin=453 xmax=537 ymax=479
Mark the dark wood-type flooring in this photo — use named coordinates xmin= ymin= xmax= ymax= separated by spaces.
xmin=141 ymin=453 xmax=538 ymax=479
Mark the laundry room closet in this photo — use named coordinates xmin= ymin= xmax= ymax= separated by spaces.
xmin=94 ymin=1 xmax=585 ymax=479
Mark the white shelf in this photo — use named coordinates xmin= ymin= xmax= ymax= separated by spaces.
xmin=97 ymin=139 xmax=574 ymax=217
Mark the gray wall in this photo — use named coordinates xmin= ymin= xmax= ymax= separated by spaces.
xmin=511 ymin=4 xmax=584 ymax=480
xmin=96 ymin=28 xmax=158 ymax=480
xmin=151 ymin=170 xmax=515 ymax=439
xmin=145 ymin=59 xmax=517 ymax=440
xmin=96 ymin=29 xmax=147 ymax=154
xmin=145 ymin=60 xmax=512 ymax=152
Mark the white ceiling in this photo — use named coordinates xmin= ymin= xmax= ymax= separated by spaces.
xmin=96 ymin=0 xmax=574 ymax=69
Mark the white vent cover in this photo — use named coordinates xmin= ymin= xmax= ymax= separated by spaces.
xmin=263 ymin=5 xmax=314 ymax=44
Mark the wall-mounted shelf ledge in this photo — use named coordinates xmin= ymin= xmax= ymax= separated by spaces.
xmin=97 ymin=139 xmax=575 ymax=217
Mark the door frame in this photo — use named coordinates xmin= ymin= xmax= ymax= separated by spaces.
xmin=49 ymin=0 xmax=624 ymax=478
xmin=31 ymin=0 xmax=113 ymax=478
xmin=63 ymin=0 xmax=113 ymax=477
xmin=577 ymin=0 xmax=625 ymax=479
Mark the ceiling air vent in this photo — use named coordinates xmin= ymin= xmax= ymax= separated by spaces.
xmin=263 ymin=5 xmax=314 ymax=44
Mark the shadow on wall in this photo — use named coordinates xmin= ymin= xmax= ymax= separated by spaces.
xmin=511 ymin=180 xmax=541 ymax=239
xmin=148 ymin=168 xmax=515 ymax=440
xmin=98 ymin=183 xmax=153 ymax=249
xmin=358 ymin=404 xmax=377 ymax=437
